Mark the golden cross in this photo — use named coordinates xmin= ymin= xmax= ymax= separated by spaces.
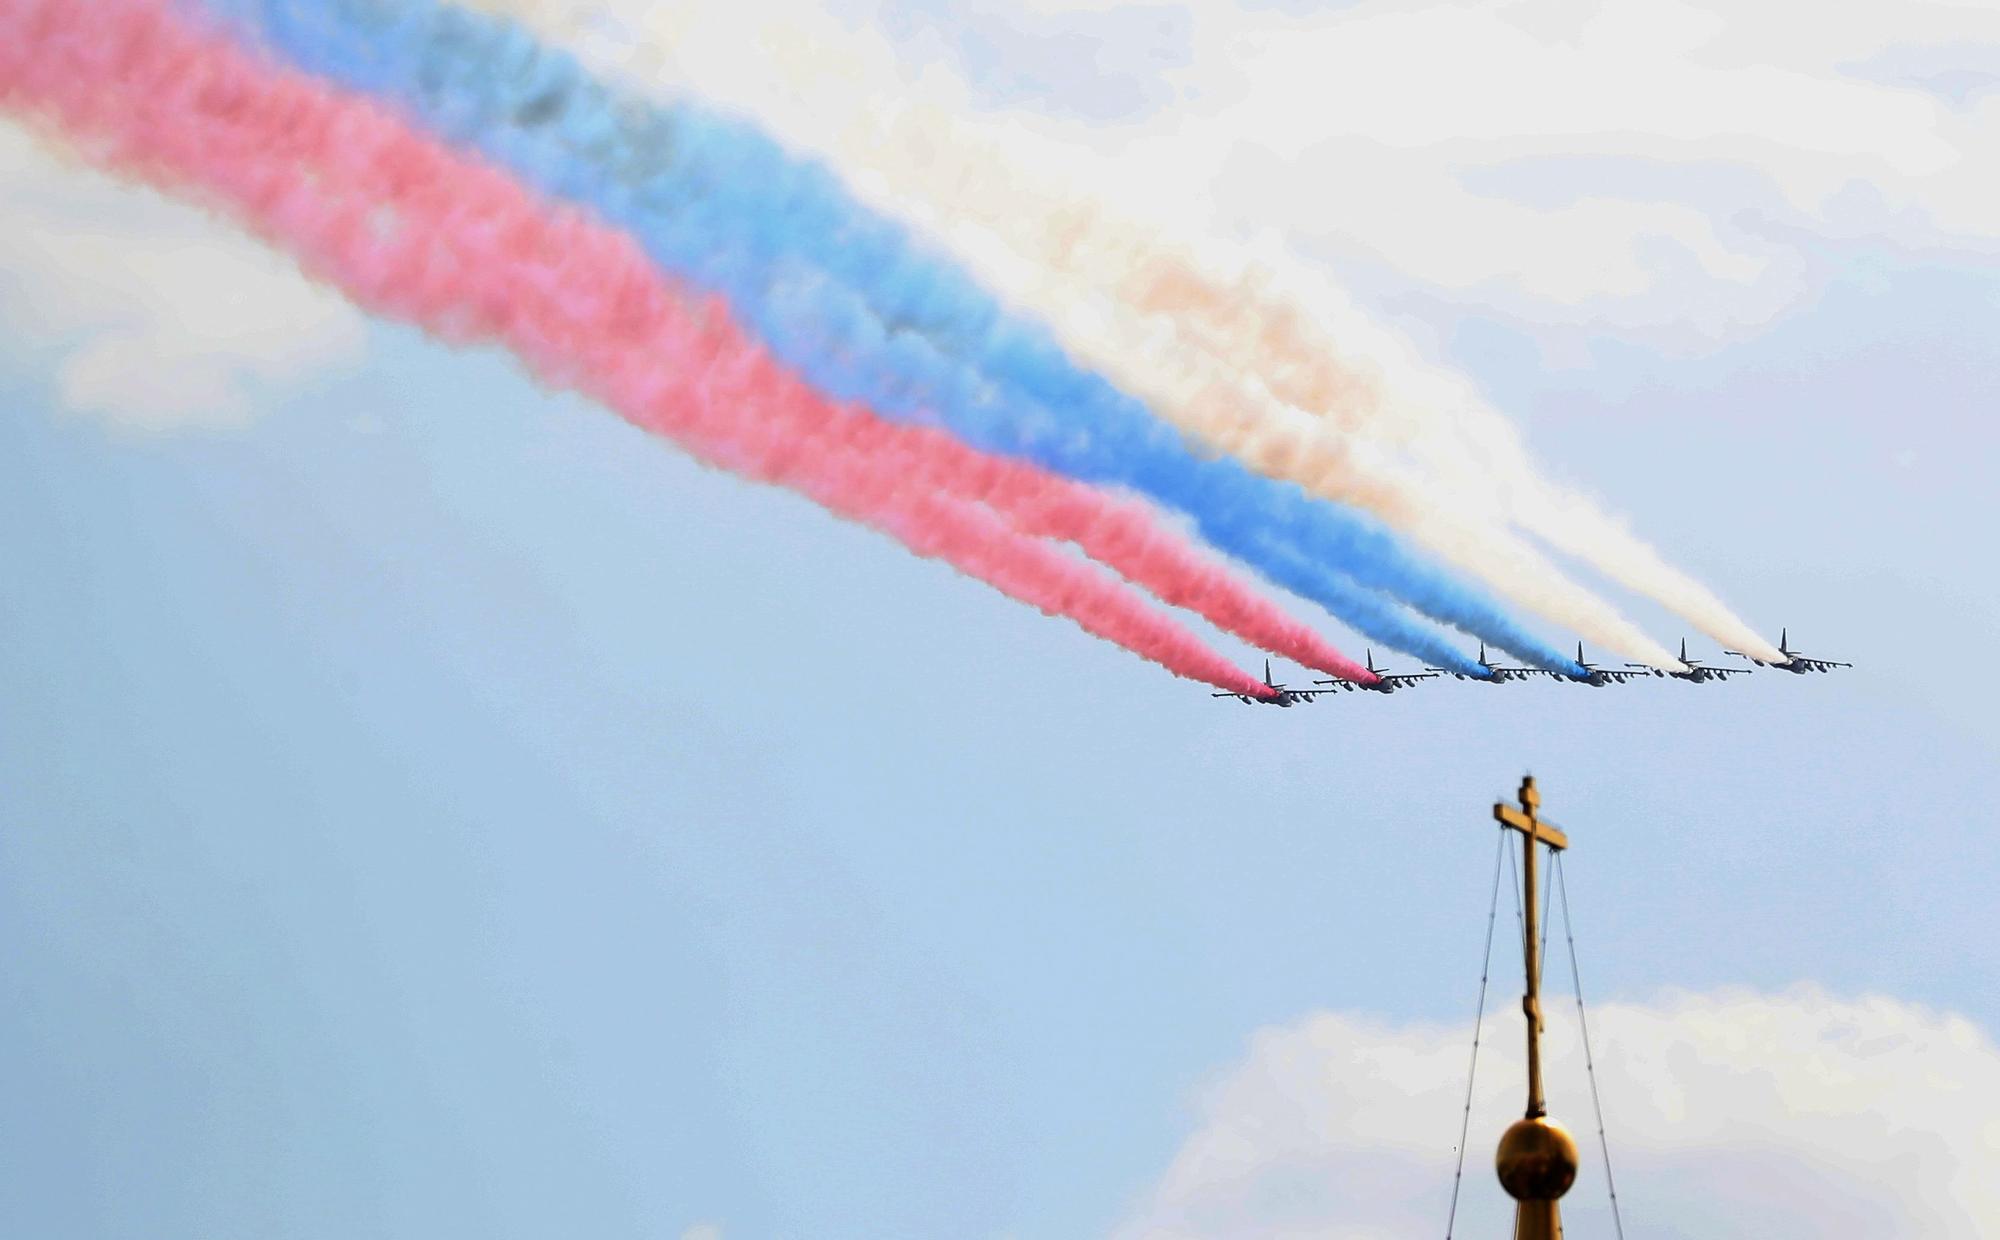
xmin=1492 ymin=775 xmax=1566 ymax=1120
xmin=1493 ymin=775 xmax=1568 ymax=852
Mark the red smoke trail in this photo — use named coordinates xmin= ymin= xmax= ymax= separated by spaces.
xmin=974 ymin=471 xmax=1372 ymax=683
xmin=819 ymin=411 xmax=1370 ymax=681
xmin=0 ymin=0 xmax=1333 ymax=695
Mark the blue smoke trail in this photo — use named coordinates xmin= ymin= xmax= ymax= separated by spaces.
xmin=1243 ymin=535 xmax=1494 ymax=678
xmin=206 ymin=0 xmax=1577 ymax=675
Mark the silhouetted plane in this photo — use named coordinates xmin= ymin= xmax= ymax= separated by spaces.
xmin=1213 ymin=660 xmax=1342 ymax=706
xmin=1314 ymin=648 xmax=1438 ymax=694
xmin=1727 ymin=628 xmax=1851 ymax=674
xmin=1628 ymin=638 xmax=1750 ymax=683
xmin=1560 ymin=642 xmax=1649 ymax=686
xmin=1426 ymin=642 xmax=1531 ymax=682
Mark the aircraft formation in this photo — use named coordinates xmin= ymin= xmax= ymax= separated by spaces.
xmin=1214 ymin=630 xmax=1849 ymax=706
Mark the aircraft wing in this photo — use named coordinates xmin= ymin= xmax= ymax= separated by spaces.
xmin=1383 ymin=672 xmax=1439 ymax=686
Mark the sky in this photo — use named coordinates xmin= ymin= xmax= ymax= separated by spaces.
xmin=3 ymin=1 xmax=1998 ymax=1237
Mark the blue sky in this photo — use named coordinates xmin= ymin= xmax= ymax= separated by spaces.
xmin=4 ymin=2 xmax=1999 ymax=1237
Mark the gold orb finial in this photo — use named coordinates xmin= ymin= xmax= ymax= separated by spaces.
xmin=1495 ymin=1116 xmax=1579 ymax=1201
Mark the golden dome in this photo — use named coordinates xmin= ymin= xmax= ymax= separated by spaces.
xmin=1495 ymin=1116 xmax=1580 ymax=1201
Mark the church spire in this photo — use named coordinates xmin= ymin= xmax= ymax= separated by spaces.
xmin=1491 ymin=776 xmax=1580 ymax=1239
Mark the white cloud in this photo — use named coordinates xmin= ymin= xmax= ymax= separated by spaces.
xmin=856 ymin=0 xmax=2000 ymax=345
xmin=1118 ymin=986 xmax=2000 ymax=1239
xmin=0 ymin=125 xmax=365 ymax=430
xmin=679 ymin=1224 xmax=723 ymax=1240
xmin=382 ymin=0 xmax=2000 ymax=354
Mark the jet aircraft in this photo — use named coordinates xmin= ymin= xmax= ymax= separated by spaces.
xmin=1628 ymin=638 xmax=1751 ymax=683
xmin=1313 ymin=648 xmax=1438 ymax=694
xmin=1427 ymin=642 xmax=1535 ymax=682
xmin=1213 ymin=660 xmax=1343 ymax=706
xmin=1560 ymin=642 xmax=1649 ymax=686
xmin=1726 ymin=628 xmax=1851 ymax=674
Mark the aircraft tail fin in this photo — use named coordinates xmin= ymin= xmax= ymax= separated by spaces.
xmin=1781 ymin=626 xmax=1789 ymax=654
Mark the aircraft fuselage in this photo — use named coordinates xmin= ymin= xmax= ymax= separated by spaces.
xmin=1666 ymin=665 xmax=1726 ymax=682
xmin=1228 ymin=690 xmax=1300 ymax=705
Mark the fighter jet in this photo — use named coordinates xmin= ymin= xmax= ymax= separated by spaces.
xmin=1627 ymin=638 xmax=1751 ymax=683
xmin=1212 ymin=660 xmax=1342 ymax=706
xmin=1426 ymin=642 xmax=1533 ymax=682
xmin=1313 ymin=648 xmax=1438 ymax=694
xmin=1726 ymin=628 xmax=1851 ymax=674
xmin=1559 ymin=642 xmax=1648 ymax=686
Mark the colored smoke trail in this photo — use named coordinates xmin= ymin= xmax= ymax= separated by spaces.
xmin=1243 ymin=533 xmax=1492 ymax=678
xmin=618 ymin=0 xmax=1757 ymax=666
xmin=969 ymin=480 xmax=1377 ymax=684
xmin=957 ymin=240 xmax=1683 ymax=668
xmin=957 ymin=181 xmax=1775 ymax=667
xmin=819 ymin=410 xmax=1377 ymax=681
xmin=0 ymin=0 xmax=1287 ymax=697
xmin=464 ymin=0 xmax=1757 ymax=670
xmin=212 ymin=0 xmax=1567 ymax=675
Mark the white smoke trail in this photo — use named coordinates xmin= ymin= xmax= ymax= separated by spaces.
xmin=909 ymin=206 xmax=1685 ymax=666
xmin=473 ymin=0 xmax=1774 ymax=665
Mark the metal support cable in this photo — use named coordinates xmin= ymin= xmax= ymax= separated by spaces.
xmin=1539 ymin=845 xmax=1554 ymax=980
xmin=1554 ymin=852 xmax=1627 ymax=1240
xmin=1507 ymin=836 xmax=1524 ymax=944
xmin=1444 ymin=828 xmax=1508 ymax=1239
xmin=1504 ymin=840 xmax=1554 ymax=985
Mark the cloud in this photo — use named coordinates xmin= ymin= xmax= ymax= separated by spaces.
xmin=879 ymin=0 xmax=1195 ymax=121
xmin=1117 ymin=986 xmax=2000 ymax=1239
xmin=679 ymin=1225 xmax=723 ymax=1240
xmin=777 ymin=0 xmax=2000 ymax=348
xmin=0 ymin=124 xmax=365 ymax=430
xmin=1130 ymin=1 xmax=2000 ymax=341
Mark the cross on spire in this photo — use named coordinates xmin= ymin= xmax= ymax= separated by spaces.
xmin=1487 ymin=774 xmax=1581 ymax=1240
xmin=1494 ymin=775 xmax=1568 ymax=853
xmin=1492 ymin=775 xmax=1564 ymax=1118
